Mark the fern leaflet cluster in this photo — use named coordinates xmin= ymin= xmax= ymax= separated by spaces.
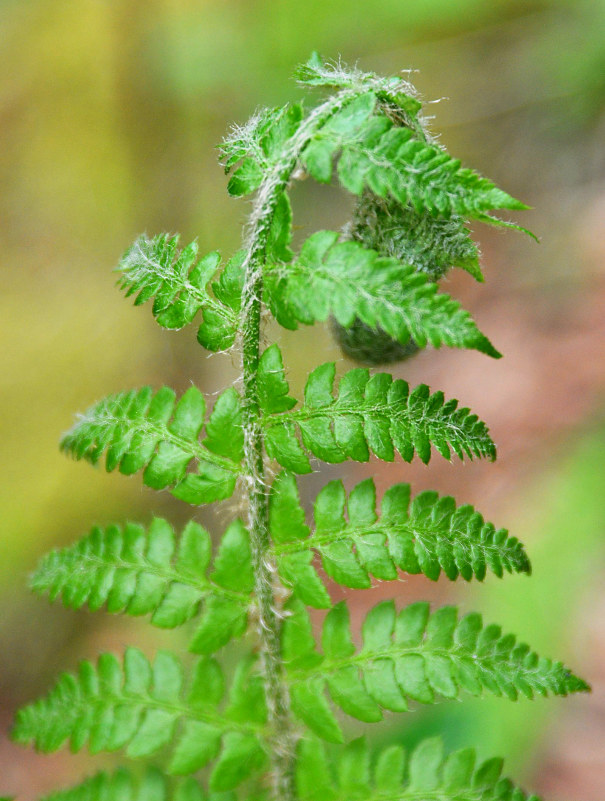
xmin=7 ymin=53 xmax=585 ymax=801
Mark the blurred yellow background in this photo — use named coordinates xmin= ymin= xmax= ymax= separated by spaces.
xmin=2 ymin=1 xmax=605 ymax=798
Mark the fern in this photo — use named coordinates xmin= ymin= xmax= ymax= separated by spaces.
xmin=296 ymin=737 xmax=541 ymax=801
xmin=117 ymin=234 xmax=245 ymax=351
xmin=282 ymin=600 xmax=586 ymax=742
xmin=60 ymin=385 xmax=242 ymax=503
xmin=13 ymin=649 xmax=266 ymax=787
xmin=30 ymin=518 xmax=253 ymax=652
xmin=269 ymin=472 xmax=530 ymax=607
xmin=259 ymin=350 xmax=496 ymax=473
xmin=7 ymin=53 xmax=587 ymax=801
xmin=32 ymin=769 xmax=212 ymax=801
xmin=265 ymin=230 xmax=499 ymax=356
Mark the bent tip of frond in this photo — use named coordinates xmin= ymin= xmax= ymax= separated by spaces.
xmin=473 ymin=334 xmax=502 ymax=360
xmin=567 ymin=672 xmax=591 ymax=693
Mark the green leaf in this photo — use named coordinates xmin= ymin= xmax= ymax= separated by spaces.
xmin=350 ymin=192 xmax=483 ymax=282
xmin=205 ymin=388 xmax=244 ymax=462
xmin=303 ymin=103 xmax=528 ymax=219
xmin=220 ymin=103 xmax=303 ymax=196
xmin=283 ymin=600 xmax=588 ymax=735
xmin=257 ymin=344 xmax=297 ymax=414
xmin=209 ymin=732 xmax=266 ymax=791
xmin=12 ymin=650 xmax=266 ymax=790
xmin=32 ymin=768 xmax=209 ymax=801
xmin=30 ymin=517 xmax=253 ymax=650
xmin=268 ymin=473 xmax=530 ymax=605
xmin=61 ymin=385 xmax=242 ymax=504
xmin=294 ymin=53 xmax=423 ymax=120
xmin=262 ymin=360 xmax=496 ymax=472
xmin=296 ymin=736 xmax=543 ymax=801
xmin=266 ymin=232 xmax=499 ymax=357
xmin=117 ymin=234 xmax=243 ymax=351
xmin=267 ymin=192 xmax=294 ymax=262
xmin=227 ymin=157 xmax=264 ymax=197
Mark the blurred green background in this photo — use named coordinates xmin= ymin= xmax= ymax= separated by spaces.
xmin=2 ymin=1 xmax=605 ymax=798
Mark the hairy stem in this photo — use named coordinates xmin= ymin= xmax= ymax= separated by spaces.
xmin=239 ymin=89 xmax=358 ymax=801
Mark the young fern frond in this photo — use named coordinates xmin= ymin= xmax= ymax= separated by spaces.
xmin=265 ymin=230 xmax=499 ymax=356
xmin=268 ymin=472 xmax=530 ymax=607
xmin=117 ymin=234 xmax=245 ymax=351
xmin=300 ymin=90 xmax=528 ymax=220
xmin=282 ymin=600 xmax=588 ymax=743
xmin=259 ymin=350 xmax=495 ymax=473
xmin=348 ymin=193 xmax=483 ymax=282
xmin=13 ymin=649 xmax=267 ymax=789
xmin=296 ymin=737 xmax=541 ymax=801
xmin=7 ymin=54 xmax=586 ymax=801
xmin=61 ymin=385 xmax=243 ymax=504
xmin=30 ymin=518 xmax=253 ymax=653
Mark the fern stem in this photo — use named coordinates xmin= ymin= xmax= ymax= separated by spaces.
xmin=242 ymin=250 xmax=297 ymax=800
xmin=239 ymin=89 xmax=359 ymax=801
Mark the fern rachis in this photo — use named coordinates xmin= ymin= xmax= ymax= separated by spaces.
xmin=5 ymin=53 xmax=588 ymax=801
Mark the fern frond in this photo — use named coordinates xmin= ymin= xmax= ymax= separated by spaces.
xmin=31 ymin=518 xmax=253 ymax=653
xmin=296 ymin=736 xmax=541 ymax=801
xmin=117 ymin=234 xmax=244 ymax=352
xmin=282 ymin=599 xmax=588 ymax=742
xmin=12 ymin=650 xmax=267 ymax=790
xmin=266 ymin=231 xmax=498 ymax=357
xmin=36 ymin=768 xmax=209 ymax=801
xmin=349 ymin=192 xmax=483 ymax=282
xmin=220 ymin=103 xmax=303 ymax=197
xmin=61 ymin=385 xmax=243 ymax=504
xmin=259 ymin=351 xmax=495 ymax=474
xmin=301 ymin=92 xmax=527 ymax=220
xmin=294 ymin=52 xmax=424 ymax=123
xmin=268 ymin=472 xmax=530 ymax=606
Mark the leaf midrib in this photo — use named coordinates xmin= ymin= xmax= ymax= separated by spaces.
xmin=38 ymin=550 xmax=251 ymax=605
xmin=270 ymin=520 xmax=524 ymax=568
xmin=73 ymin=410 xmax=242 ymax=474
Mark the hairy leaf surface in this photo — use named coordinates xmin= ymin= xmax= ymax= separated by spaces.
xmin=295 ymin=52 xmax=424 ymax=124
xmin=220 ymin=103 xmax=303 ymax=197
xmin=283 ymin=600 xmax=588 ymax=741
xmin=268 ymin=473 xmax=530 ymax=606
xmin=349 ymin=192 xmax=483 ymax=282
xmin=266 ymin=231 xmax=498 ymax=356
xmin=117 ymin=234 xmax=244 ymax=352
xmin=61 ymin=386 xmax=243 ymax=504
xmin=261 ymin=354 xmax=495 ymax=473
xmin=12 ymin=650 xmax=267 ymax=790
xmin=296 ymin=736 xmax=541 ymax=801
xmin=31 ymin=518 xmax=253 ymax=653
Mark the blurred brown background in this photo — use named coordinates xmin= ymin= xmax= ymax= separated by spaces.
xmin=1 ymin=0 xmax=605 ymax=798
